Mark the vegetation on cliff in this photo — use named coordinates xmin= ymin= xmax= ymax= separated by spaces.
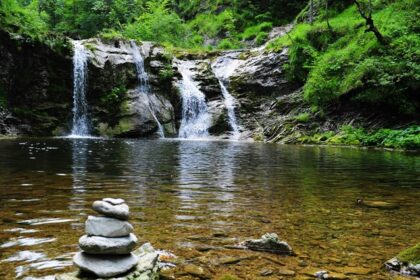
xmin=0 ymin=0 xmax=418 ymax=149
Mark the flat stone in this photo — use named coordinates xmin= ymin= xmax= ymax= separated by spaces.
xmin=278 ymin=268 xmax=296 ymax=276
xmin=341 ymin=267 xmax=372 ymax=275
xmin=85 ymin=216 xmax=133 ymax=237
xmin=357 ymin=199 xmax=399 ymax=209
xmin=92 ymin=200 xmax=129 ymax=220
xmin=182 ymin=264 xmax=211 ymax=279
xmin=73 ymin=252 xmax=138 ymax=278
xmin=103 ymin=198 xmax=125 ymax=205
xmin=79 ymin=233 xmax=137 ymax=254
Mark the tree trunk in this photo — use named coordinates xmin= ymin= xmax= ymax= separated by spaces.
xmin=325 ymin=0 xmax=331 ymax=30
xmin=309 ymin=0 xmax=314 ymax=25
xmin=353 ymin=0 xmax=387 ymax=45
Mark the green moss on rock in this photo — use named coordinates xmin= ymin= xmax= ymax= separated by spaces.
xmin=397 ymin=243 xmax=420 ymax=265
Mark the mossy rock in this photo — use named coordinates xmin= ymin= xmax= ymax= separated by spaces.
xmin=397 ymin=243 xmax=420 ymax=265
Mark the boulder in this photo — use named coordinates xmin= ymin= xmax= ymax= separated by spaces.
xmin=85 ymin=216 xmax=133 ymax=237
xmin=92 ymin=200 xmax=129 ymax=220
xmin=79 ymin=233 xmax=137 ymax=255
xmin=73 ymin=252 xmax=138 ymax=278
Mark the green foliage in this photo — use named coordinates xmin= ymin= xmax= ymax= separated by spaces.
xmin=300 ymin=125 xmax=420 ymax=150
xmin=1 ymin=0 xmax=307 ymax=50
xmin=123 ymin=0 xmax=188 ymax=47
xmin=159 ymin=64 xmax=174 ymax=81
xmin=397 ymin=243 xmax=420 ymax=265
xmin=100 ymin=85 xmax=126 ymax=116
xmin=267 ymin=0 xmax=420 ymax=116
xmin=294 ymin=112 xmax=311 ymax=123
xmin=0 ymin=83 xmax=6 ymax=108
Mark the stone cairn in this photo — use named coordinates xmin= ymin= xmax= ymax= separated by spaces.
xmin=73 ymin=198 xmax=139 ymax=278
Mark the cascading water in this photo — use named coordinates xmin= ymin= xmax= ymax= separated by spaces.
xmin=176 ymin=60 xmax=211 ymax=139
xmin=70 ymin=41 xmax=90 ymax=137
xmin=130 ymin=41 xmax=165 ymax=138
xmin=212 ymin=56 xmax=241 ymax=139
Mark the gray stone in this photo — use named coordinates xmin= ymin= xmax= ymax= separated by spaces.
xmin=73 ymin=252 xmax=138 ymax=278
xmin=79 ymin=233 xmax=137 ymax=254
xmin=92 ymin=200 xmax=129 ymax=220
xmin=85 ymin=216 xmax=133 ymax=237
xmin=385 ymin=257 xmax=420 ymax=277
xmin=237 ymin=233 xmax=294 ymax=255
xmin=103 ymin=198 xmax=125 ymax=205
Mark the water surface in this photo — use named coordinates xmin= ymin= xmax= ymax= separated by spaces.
xmin=0 ymin=138 xmax=419 ymax=279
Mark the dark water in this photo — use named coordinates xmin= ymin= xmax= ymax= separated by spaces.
xmin=0 ymin=138 xmax=419 ymax=279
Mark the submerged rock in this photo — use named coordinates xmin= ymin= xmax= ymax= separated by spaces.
xmin=92 ymin=200 xmax=130 ymax=220
xmin=385 ymin=243 xmax=420 ymax=277
xmin=85 ymin=216 xmax=133 ymax=237
xmin=79 ymin=233 xmax=138 ymax=254
xmin=73 ymin=252 xmax=138 ymax=278
xmin=356 ymin=199 xmax=399 ymax=210
xmin=234 ymin=233 xmax=294 ymax=255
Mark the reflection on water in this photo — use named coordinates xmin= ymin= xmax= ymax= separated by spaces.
xmin=0 ymin=138 xmax=419 ymax=279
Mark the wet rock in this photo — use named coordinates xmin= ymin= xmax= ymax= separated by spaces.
xmin=59 ymin=244 xmax=161 ymax=280
xmin=315 ymin=271 xmax=348 ymax=279
xmin=340 ymin=267 xmax=372 ymax=275
xmin=236 ymin=233 xmax=294 ymax=255
xmin=79 ymin=233 xmax=137 ymax=254
xmin=195 ymin=245 xmax=216 ymax=252
xmin=182 ymin=264 xmax=211 ymax=279
xmin=92 ymin=200 xmax=129 ymax=220
xmin=385 ymin=243 xmax=420 ymax=276
xmin=277 ymin=268 xmax=296 ymax=276
xmin=85 ymin=216 xmax=133 ymax=237
xmin=356 ymin=199 xmax=399 ymax=210
xmin=72 ymin=252 xmax=138 ymax=278
xmin=260 ymin=269 xmax=273 ymax=276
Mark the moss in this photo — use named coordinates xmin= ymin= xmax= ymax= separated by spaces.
xmin=217 ymin=275 xmax=239 ymax=280
xmin=0 ymin=83 xmax=6 ymax=108
xmin=267 ymin=1 xmax=420 ymax=116
xmin=397 ymin=243 xmax=420 ymax=265
xmin=294 ymin=112 xmax=311 ymax=123
xmin=299 ymin=125 xmax=420 ymax=150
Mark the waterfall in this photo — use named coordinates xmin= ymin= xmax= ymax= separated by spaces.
xmin=217 ymin=80 xmax=240 ymax=138
xmin=176 ymin=60 xmax=211 ymax=139
xmin=70 ymin=41 xmax=90 ymax=136
xmin=212 ymin=57 xmax=241 ymax=139
xmin=130 ymin=41 xmax=165 ymax=138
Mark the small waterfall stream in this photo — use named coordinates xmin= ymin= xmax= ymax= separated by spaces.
xmin=130 ymin=41 xmax=165 ymax=138
xmin=176 ymin=60 xmax=211 ymax=139
xmin=212 ymin=57 xmax=241 ymax=139
xmin=70 ymin=41 xmax=90 ymax=136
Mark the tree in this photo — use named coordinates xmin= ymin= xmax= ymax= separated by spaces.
xmin=309 ymin=0 xmax=314 ymax=24
xmin=353 ymin=0 xmax=387 ymax=44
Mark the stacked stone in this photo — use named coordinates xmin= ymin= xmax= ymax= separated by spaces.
xmin=73 ymin=198 xmax=139 ymax=278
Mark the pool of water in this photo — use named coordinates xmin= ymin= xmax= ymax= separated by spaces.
xmin=0 ymin=138 xmax=419 ymax=279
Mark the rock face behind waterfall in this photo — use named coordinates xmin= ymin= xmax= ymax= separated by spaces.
xmin=0 ymin=30 xmax=73 ymax=136
xmin=0 ymin=28 xmax=307 ymax=140
xmin=81 ymin=39 xmax=177 ymax=137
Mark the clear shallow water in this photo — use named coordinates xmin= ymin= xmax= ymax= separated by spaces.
xmin=0 ymin=138 xmax=419 ymax=279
